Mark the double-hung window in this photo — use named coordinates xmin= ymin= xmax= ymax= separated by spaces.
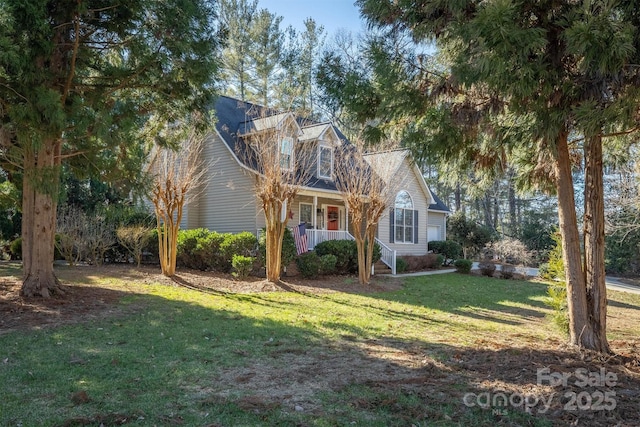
xmin=280 ymin=137 xmax=294 ymax=170
xmin=392 ymin=190 xmax=417 ymax=244
xmin=318 ymin=145 xmax=333 ymax=179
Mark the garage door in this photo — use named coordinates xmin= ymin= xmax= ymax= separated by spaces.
xmin=428 ymin=225 xmax=441 ymax=242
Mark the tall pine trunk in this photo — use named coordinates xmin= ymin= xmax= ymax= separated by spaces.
xmin=583 ymin=134 xmax=610 ymax=353
xmin=554 ymin=131 xmax=596 ymax=348
xmin=21 ymin=141 xmax=63 ymax=298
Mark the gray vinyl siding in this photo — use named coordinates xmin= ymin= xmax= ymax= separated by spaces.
xmin=378 ymin=158 xmax=430 ymax=256
xmin=191 ymin=132 xmax=259 ymax=234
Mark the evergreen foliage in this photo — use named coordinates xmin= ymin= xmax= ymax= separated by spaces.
xmin=314 ymin=239 xmax=381 ymax=274
xmin=0 ymin=0 xmax=221 ymax=296
xmin=453 ymin=259 xmax=472 ymax=274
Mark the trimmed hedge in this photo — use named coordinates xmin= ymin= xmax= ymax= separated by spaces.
xmin=314 ymin=239 xmax=381 ymax=274
xmin=296 ymin=252 xmax=321 ymax=278
xmin=453 ymin=259 xmax=472 ymax=274
xmin=176 ymin=228 xmax=257 ymax=272
xmin=428 ymin=240 xmax=462 ymax=265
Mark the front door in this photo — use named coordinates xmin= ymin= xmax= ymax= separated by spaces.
xmin=327 ymin=206 xmax=339 ymax=231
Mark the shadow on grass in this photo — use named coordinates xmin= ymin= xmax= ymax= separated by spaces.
xmin=1 ymin=281 xmax=639 ymax=427
xmin=608 ymin=299 xmax=640 ymax=311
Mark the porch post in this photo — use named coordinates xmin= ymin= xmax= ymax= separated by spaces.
xmin=345 ymin=206 xmax=349 ymax=235
xmin=313 ymin=196 xmax=318 ymax=229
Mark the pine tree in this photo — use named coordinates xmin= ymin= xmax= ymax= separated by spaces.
xmin=348 ymin=0 xmax=640 ymax=352
xmin=0 ymin=0 xmax=219 ymax=297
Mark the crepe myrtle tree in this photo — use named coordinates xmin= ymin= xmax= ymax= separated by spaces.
xmin=150 ymin=128 xmax=209 ymax=277
xmin=333 ymin=142 xmax=406 ymax=285
xmin=239 ymin=112 xmax=314 ymax=282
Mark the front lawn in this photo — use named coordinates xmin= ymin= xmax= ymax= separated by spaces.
xmin=1 ymin=263 xmax=639 ymax=426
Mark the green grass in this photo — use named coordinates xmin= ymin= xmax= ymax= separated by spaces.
xmin=1 ymin=269 xmax=638 ymax=426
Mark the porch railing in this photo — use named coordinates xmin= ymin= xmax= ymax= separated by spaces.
xmin=306 ymin=229 xmax=354 ymax=250
xmin=258 ymin=227 xmax=396 ymax=275
xmin=308 ymin=230 xmax=397 ymax=276
xmin=375 ymin=238 xmax=396 ymax=275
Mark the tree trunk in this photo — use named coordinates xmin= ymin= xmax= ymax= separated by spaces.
xmin=265 ymin=202 xmax=286 ymax=283
xmin=21 ymin=142 xmax=63 ymax=298
xmin=554 ymin=131 xmax=594 ymax=348
xmin=583 ymin=134 xmax=610 ymax=353
xmin=483 ymin=194 xmax=493 ymax=229
xmin=508 ymin=176 xmax=517 ymax=236
xmin=365 ymin=227 xmax=377 ymax=285
xmin=355 ymin=235 xmax=367 ymax=285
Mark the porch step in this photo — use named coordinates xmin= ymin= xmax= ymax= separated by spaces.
xmin=374 ymin=260 xmax=393 ymax=274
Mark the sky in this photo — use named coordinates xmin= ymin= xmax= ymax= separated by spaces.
xmin=258 ymin=0 xmax=366 ymax=36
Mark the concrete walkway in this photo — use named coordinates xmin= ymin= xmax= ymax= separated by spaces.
xmin=380 ymin=268 xmax=456 ymax=278
xmin=605 ymin=277 xmax=640 ymax=295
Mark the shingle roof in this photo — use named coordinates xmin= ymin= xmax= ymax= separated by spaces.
xmin=428 ymin=191 xmax=451 ymax=213
xmin=212 ymin=96 xmax=343 ymax=192
xmin=211 ymin=96 xmax=451 ymax=210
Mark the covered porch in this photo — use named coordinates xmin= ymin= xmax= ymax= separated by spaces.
xmin=290 ymin=191 xmax=397 ymax=274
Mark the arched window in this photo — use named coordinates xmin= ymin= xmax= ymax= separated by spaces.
xmin=393 ymin=190 xmax=417 ymax=243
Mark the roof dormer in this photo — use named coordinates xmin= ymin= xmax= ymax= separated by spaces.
xmin=237 ymin=112 xmax=302 ymax=137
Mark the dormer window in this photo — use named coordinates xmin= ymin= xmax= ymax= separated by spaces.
xmin=318 ymin=145 xmax=333 ymax=179
xmin=280 ymin=137 xmax=294 ymax=170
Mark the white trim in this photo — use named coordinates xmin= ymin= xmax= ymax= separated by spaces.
xmin=280 ymin=136 xmax=294 ymax=171
xmin=317 ymin=144 xmax=333 ymax=179
xmin=428 ymin=208 xmax=451 ymax=214
xmin=322 ymin=203 xmax=345 ymax=231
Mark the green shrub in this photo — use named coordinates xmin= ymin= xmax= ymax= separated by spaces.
xmin=428 ymin=240 xmax=462 ymax=265
xmin=143 ymin=228 xmax=160 ymax=264
xmin=314 ymin=239 xmax=381 ymax=274
xmin=541 ymin=232 xmax=564 ymax=281
xmin=478 ymin=260 xmax=496 ymax=277
xmin=314 ymin=240 xmax=354 ymax=273
xmin=9 ymin=237 xmax=21 ymax=260
xmin=231 ymin=254 xmax=253 ymax=279
xmin=435 ymin=254 xmax=445 ymax=267
xmin=319 ymin=254 xmax=337 ymax=275
xmin=395 ymin=257 xmax=408 ymax=274
xmin=192 ymin=231 xmax=228 ymax=271
xmin=296 ymin=252 xmax=321 ymax=279
xmin=453 ymin=258 xmax=472 ymax=274
xmin=220 ymin=232 xmax=257 ymax=271
xmin=176 ymin=228 xmax=212 ymax=270
xmin=538 ymin=262 xmax=550 ymax=278
xmin=545 ymin=281 xmax=569 ymax=335
xmin=501 ymin=263 xmax=516 ymax=279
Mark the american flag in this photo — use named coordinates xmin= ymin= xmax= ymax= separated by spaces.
xmin=293 ymin=223 xmax=308 ymax=255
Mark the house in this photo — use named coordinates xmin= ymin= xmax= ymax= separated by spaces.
xmin=183 ymin=96 xmax=450 ymax=274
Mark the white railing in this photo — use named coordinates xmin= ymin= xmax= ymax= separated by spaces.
xmin=259 ymin=227 xmax=396 ymax=275
xmin=375 ymin=238 xmax=397 ymax=275
xmin=306 ymin=229 xmax=354 ymax=249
